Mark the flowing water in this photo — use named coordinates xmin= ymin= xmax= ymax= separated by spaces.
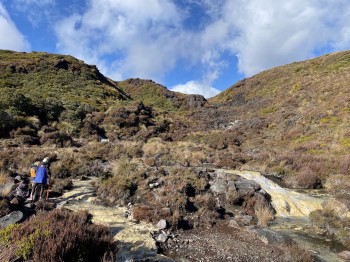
xmin=222 ymin=170 xmax=325 ymax=217
xmin=56 ymin=178 xmax=161 ymax=261
xmin=223 ymin=169 xmax=346 ymax=262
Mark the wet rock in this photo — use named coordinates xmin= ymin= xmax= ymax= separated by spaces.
xmin=338 ymin=250 xmax=350 ymax=260
xmin=0 ymin=210 xmax=23 ymax=228
xmin=157 ymin=219 xmax=168 ymax=230
xmin=252 ymin=228 xmax=294 ymax=245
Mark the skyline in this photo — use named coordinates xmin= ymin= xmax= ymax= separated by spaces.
xmin=1 ymin=0 xmax=350 ymax=98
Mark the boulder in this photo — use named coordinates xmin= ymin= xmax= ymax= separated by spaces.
xmin=235 ymin=179 xmax=261 ymax=197
xmin=0 ymin=210 xmax=23 ymax=228
xmin=157 ymin=219 xmax=168 ymax=230
xmin=338 ymin=250 xmax=350 ymax=260
xmin=252 ymin=228 xmax=294 ymax=245
xmin=210 ymin=179 xmax=227 ymax=194
xmin=228 ymin=219 xmax=240 ymax=228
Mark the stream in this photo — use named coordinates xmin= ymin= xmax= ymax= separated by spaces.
xmin=223 ymin=169 xmax=346 ymax=262
xmin=55 ymin=171 xmax=347 ymax=261
xmin=55 ymin=178 xmax=169 ymax=261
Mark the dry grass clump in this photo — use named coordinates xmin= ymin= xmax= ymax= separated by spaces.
xmin=142 ymin=137 xmax=169 ymax=157
xmin=0 ymin=209 xmax=115 ymax=262
xmin=111 ymin=140 xmax=144 ymax=159
xmin=255 ymin=203 xmax=274 ymax=227
xmin=283 ymin=243 xmax=317 ymax=262
xmin=97 ymin=158 xmax=143 ymax=204
xmin=0 ymin=198 xmax=10 ymax=217
xmin=324 ymin=174 xmax=350 ymax=193
xmin=0 ymin=171 xmax=8 ymax=185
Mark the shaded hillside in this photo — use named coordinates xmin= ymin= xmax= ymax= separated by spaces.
xmin=203 ymin=51 xmax=350 ymax=187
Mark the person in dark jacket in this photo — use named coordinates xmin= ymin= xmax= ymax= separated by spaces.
xmin=28 ymin=157 xmax=51 ymax=201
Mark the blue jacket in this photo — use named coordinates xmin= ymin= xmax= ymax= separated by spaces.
xmin=34 ymin=163 xmax=50 ymax=184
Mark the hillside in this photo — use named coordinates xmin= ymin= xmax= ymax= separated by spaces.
xmin=118 ymin=78 xmax=207 ymax=112
xmin=1 ymin=49 xmax=350 ymax=261
xmin=204 ymin=51 xmax=350 ymax=188
xmin=0 ymin=50 xmax=207 ymax=142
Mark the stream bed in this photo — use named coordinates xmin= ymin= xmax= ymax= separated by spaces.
xmin=222 ymin=169 xmax=347 ymax=261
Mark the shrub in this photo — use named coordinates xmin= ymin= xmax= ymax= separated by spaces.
xmin=255 ymin=202 xmax=274 ymax=227
xmin=324 ymin=174 xmax=350 ymax=194
xmin=289 ymin=166 xmax=322 ymax=189
xmin=0 ymin=209 xmax=115 ymax=262
xmin=97 ymin=159 xmax=143 ymax=204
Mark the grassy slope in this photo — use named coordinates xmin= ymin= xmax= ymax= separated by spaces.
xmin=0 ymin=50 xmax=128 ymax=112
xmin=210 ymin=51 xmax=350 ymax=150
xmin=208 ymin=51 xmax=350 ymax=181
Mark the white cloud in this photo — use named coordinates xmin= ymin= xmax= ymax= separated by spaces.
xmin=0 ymin=3 xmax=30 ymax=51
xmin=217 ymin=0 xmax=350 ymax=76
xmin=53 ymin=0 xmax=350 ymax=97
xmin=171 ymin=81 xmax=220 ymax=98
xmin=55 ymin=0 xmax=185 ymax=81
xmin=10 ymin=0 xmax=55 ymax=26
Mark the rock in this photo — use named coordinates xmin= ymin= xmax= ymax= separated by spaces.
xmin=0 ymin=180 xmax=15 ymax=196
xmin=157 ymin=219 xmax=168 ymax=230
xmin=210 ymin=179 xmax=227 ymax=194
xmin=156 ymin=232 xmax=169 ymax=243
xmin=234 ymin=215 xmax=253 ymax=226
xmin=227 ymin=180 xmax=236 ymax=191
xmin=235 ymin=179 xmax=261 ymax=191
xmin=338 ymin=251 xmax=350 ymax=260
xmin=14 ymin=175 xmax=22 ymax=182
xmin=252 ymin=228 xmax=294 ymax=245
xmin=0 ymin=211 xmax=23 ymax=228
xmin=235 ymin=179 xmax=261 ymax=197
xmin=10 ymin=197 xmax=19 ymax=205
xmin=228 ymin=219 xmax=240 ymax=228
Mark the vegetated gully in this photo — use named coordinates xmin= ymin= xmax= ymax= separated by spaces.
xmin=221 ymin=169 xmax=346 ymax=261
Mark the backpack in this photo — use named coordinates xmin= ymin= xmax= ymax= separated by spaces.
xmin=30 ymin=165 xmax=37 ymax=178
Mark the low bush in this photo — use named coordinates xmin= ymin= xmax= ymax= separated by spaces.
xmin=97 ymin=159 xmax=143 ymax=204
xmin=0 ymin=209 xmax=115 ymax=262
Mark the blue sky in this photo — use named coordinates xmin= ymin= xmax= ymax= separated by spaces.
xmin=1 ymin=0 xmax=350 ymax=98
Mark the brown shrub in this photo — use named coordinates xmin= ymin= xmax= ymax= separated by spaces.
xmin=0 ymin=209 xmax=115 ymax=262
xmin=324 ymin=174 xmax=350 ymax=193
xmin=294 ymin=166 xmax=322 ymax=189
xmin=40 ymin=131 xmax=73 ymax=148
xmin=340 ymin=155 xmax=350 ymax=175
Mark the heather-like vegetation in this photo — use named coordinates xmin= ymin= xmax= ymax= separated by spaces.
xmin=0 ymin=49 xmax=349 ymax=260
xmin=0 ymin=209 xmax=115 ymax=262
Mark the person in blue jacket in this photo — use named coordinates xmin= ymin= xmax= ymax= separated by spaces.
xmin=28 ymin=157 xmax=51 ymax=201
